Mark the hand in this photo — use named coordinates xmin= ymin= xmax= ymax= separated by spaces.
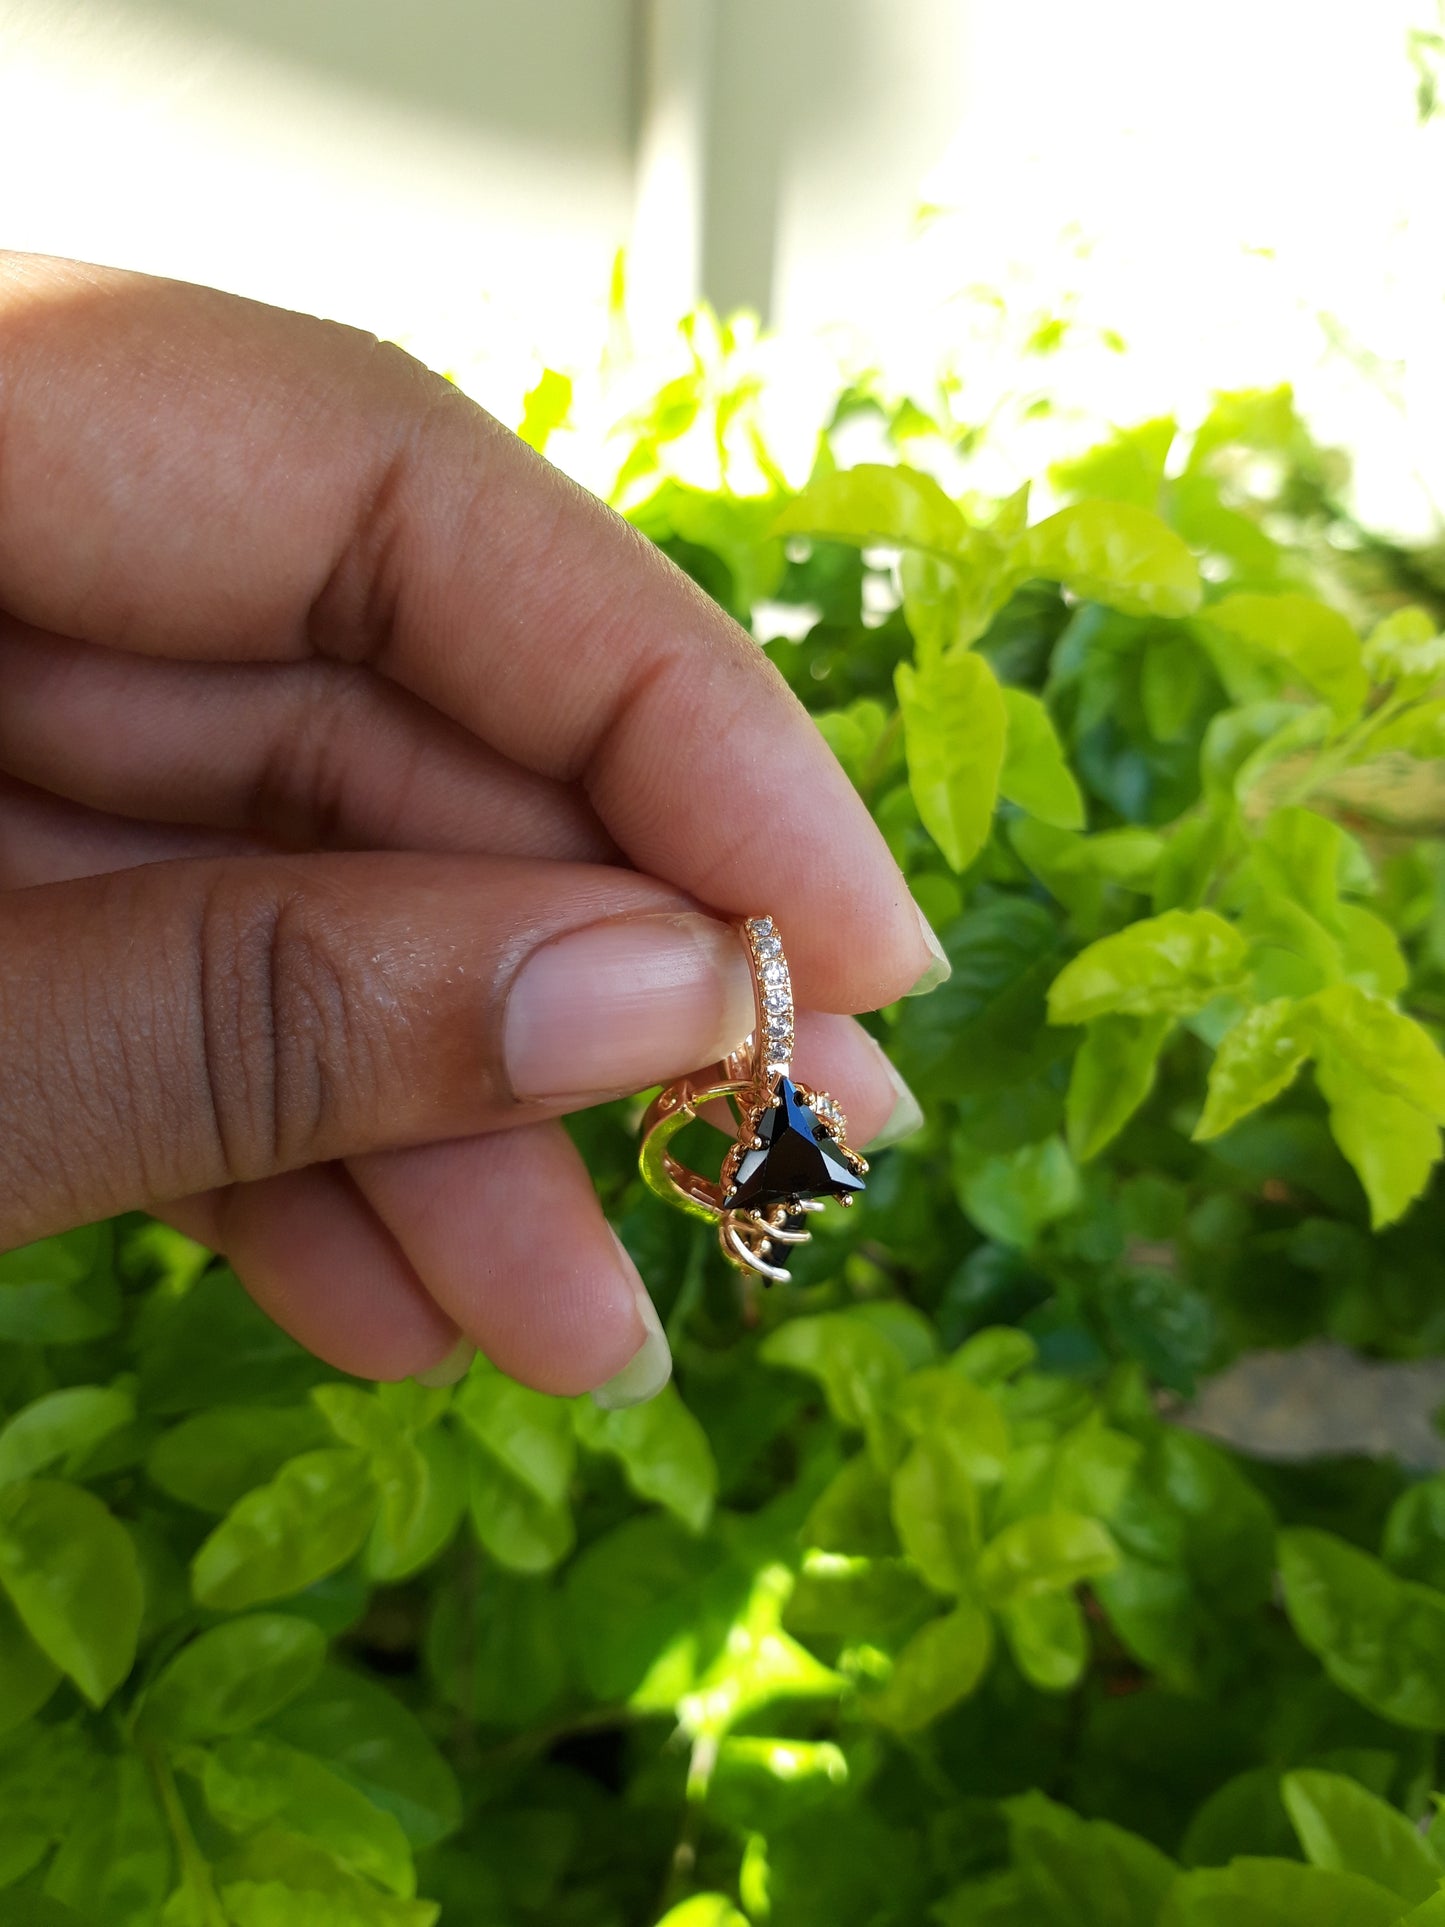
xmin=0 ymin=254 xmax=941 ymax=1401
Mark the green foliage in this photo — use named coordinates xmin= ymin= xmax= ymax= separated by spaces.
xmin=2 ymin=343 xmax=1445 ymax=1923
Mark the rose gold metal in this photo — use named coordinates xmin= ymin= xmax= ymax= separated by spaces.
xmin=638 ymin=915 xmax=865 ymax=1284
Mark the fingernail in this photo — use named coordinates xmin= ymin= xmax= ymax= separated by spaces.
xmin=865 ymin=1050 xmax=925 ymax=1151
xmin=505 ymin=912 xmax=755 ymax=1102
xmin=906 ymin=900 xmax=952 ymax=997
xmin=592 ymin=1233 xmax=673 ymax=1409
xmin=413 ymin=1336 xmax=476 ymax=1388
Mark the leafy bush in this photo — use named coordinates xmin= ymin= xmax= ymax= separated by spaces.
xmin=3 ymin=320 xmax=1445 ymax=1925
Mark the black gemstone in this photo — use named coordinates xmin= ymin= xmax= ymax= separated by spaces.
xmin=724 ymin=1077 xmax=866 ymax=1214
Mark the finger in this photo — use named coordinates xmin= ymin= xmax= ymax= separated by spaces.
xmin=0 ymin=255 xmax=935 ymax=1012
xmin=0 ymin=620 xmax=614 ymax=863
xmin=0 ymin=774 xmax=268 ymax=888
xmin=196 ymin=1165 xmax=461 ymax=1380
xmin=696 ymin=1010 xmax=923 ymax=1152
xmin=0 ymin=849 xmax=763 ymax=1247
xmin=0 ymin=785 xmax=915 ymax=1152
xmin=149 ymin=1136 xmax=659 ymax=1397
xmin=351 ymin=1124 xmax=667 ymax=1399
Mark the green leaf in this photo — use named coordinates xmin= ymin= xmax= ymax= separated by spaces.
xmin=867 ymin=1602 xmax=993 ymax=1731
xmin=977 ymin=1513 xmax=1118 ymax=1606
xmin=454 ymin=1369 xmax=575 ymax=1502
xmin=803 ymin=1454 xmax=898 ymax=1556
xmin=0 ymin=1587 xmax=60 ymax=1732
xmin=145 ymin=1404 xmax=330 ymax=1513
xmin=0 ymin=1386 xmax=134 ymax=1488
xmin=1195 ymin=1000 xmax=1310 ymax=1141
xmin=1314 ymin=1055 xmax=1440 ymax=1230
xmin=654 ymin=1897 xmax=750 ymax=1927
xmin=191 ymin=1449 xmax=378 ymax=1609
xmin=935 ymin=1871 xmax=1039 ymax=1926
xmin=1365 ymin=606 xmax=1445 ymax=689
xmin=1015 ymin=501 xmax=1201 ymax=618
xmin=1282 ymin=1769 xmax=1441 ymax=1904
xmin=136 ymin=1267 xmax=323 ymax=1414
xmin=895 ymin=1369 xmax=1010 ymax=1482
xmin=218 ymin=1867 xmax=437 ymax=1927
xmin=896 ymin=652 xmax=1008 ymax=872
xmin=1279 ymin=1527 xmax=1445 ymax=1728
xmin=1142 ymin=632 xmax=1210 ymax=741
xmin=999 ymin=689 xmax=1085 ymax=829
xmin=44 ymin=1757 xmax=170 ymax=1927
xmin=761 ymin=1309 xmax=914 ymax=1435
xmin=465 ymin=1439 xmax=574 ymax=1574
xmin=312 ymin=1387 xmax=465 ymax=1583
xmin=563 ymin=1513 xmax=742 ymax=1707
xmin=454 ymin=1373 xmax=589 ymax=1582
xmin=0 ymin=1227 xmax=119 ymax=1345
xmin=0 ymin=1722 xmax=97 ymax=1888
xmin=137 ymin=1613 xmax=325 ymax=1740
xmin=366 ymin=1424 xmax=466 ymax=1583
xmin=951 ymin=1328 xmax=1039 ymax=1387
xmin=1050 ymin=417 xmax=1176 ymax=510
xmin=1012 ymin=821 xmax=1163 ymax=926
xmin=1384 ymin=1477 xmax=1445 ymax=1591
xmin=774 ymin=463 xmax=968 ymax=555
xmin=270 ymin=1663 xmax=460 ymax=1849
xmin=203 ymin=1735 xmax=415 ymax=1897
xmin=1368 ymin=699 xmax=1445 ymax=760
xmin=573 ymin=1383 xmax=718 ymax=1532
xmin=680 ymin=1561 xmax=840 ymax=1736
xmin=890 ymin=1435 xmax=982 ymax=1592
xmin=1159 ymin=1858 xmax=1409 ymax=1926
xmin=784 ymin=1551 xmax=935 ymax=1640
xmin=1193 ymin=986 xmax=1445 ymax=1222
xmin=1204 ymin=593 xmax=1368 ymax=724
xmin=893 ymin=897 xmax=1066 ymax=1105
xmin=516 ymin=367 xmax=572 ymax=454
xmin=1304 ymin=985 xmax=1445 ymax=1123
xmin=1336 ymin=907 xmax=1409 ymax=1000
xmin=1048 ymin=910 xmax=1249 ymax=1024
xmin=1066 ymin=1013 xmax=1173 ymax=1160
xmin=1095 ymin=1429 xmax=1273 ymax=1688
xmin=956 ymin=1136 xmax=1081 ymax=1246
xmin=1007 ymin=1791 xmax=1178 ymax=1927
xmin=1000 ymin=1590 xmax=1089 ymax=1691
xmin=1249 ymin=806 xmax=1367 ymax=927
xmin=0 ymin=1479 xmax=141 ymax=1705
xmin=425 ymin=1566 xmax=567 ymax=1729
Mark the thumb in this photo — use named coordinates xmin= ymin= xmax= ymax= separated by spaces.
xmin=0 ymin=852 xmax=756 ymax=1246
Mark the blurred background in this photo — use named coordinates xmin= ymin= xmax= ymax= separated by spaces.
xmin=5 ymin=0 xmax=1444 ymax=535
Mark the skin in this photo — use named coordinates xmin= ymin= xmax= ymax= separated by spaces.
xmin=0 ymin=253 xmax=934 ymax=1395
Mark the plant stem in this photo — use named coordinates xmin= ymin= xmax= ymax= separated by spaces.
xmin=146 ymin=1751 xmax=227 ymax=1927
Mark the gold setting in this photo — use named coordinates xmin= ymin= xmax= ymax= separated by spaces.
xmin=639 ymin=916 xmax=868 ymax=1284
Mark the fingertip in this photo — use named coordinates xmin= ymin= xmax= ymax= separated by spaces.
xmin=216 ymin=1165 xmax=461 ymax=1381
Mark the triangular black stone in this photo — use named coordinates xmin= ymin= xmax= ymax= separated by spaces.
xmin=724 ymin=1077 xmax=866 ymax=1214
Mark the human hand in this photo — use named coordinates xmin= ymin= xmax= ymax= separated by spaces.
xmin=0 ymin=254 xmax=943 ymax=1403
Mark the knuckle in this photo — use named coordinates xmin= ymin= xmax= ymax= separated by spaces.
xmin=251 ymin=664 xmax=372 ymax=848
xmin=196 ymin=871 xmax=385 ymax=1176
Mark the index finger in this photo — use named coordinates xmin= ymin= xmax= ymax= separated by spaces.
xmin=0 ymin=253 xmax=938 ymax=1011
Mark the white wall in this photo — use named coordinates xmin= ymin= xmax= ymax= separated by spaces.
xmin=0 ymin=0 xmax=636 ymax=368
xmin=2 ymin=0 xmax=1441 ymax=526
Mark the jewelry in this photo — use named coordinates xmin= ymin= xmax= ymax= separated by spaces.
xmin=639 ymin=916 xmax=868 ymax=1284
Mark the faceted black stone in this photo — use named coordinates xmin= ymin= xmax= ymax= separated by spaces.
xmin=724 ymin=1076 xmax=866 ymax=1214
